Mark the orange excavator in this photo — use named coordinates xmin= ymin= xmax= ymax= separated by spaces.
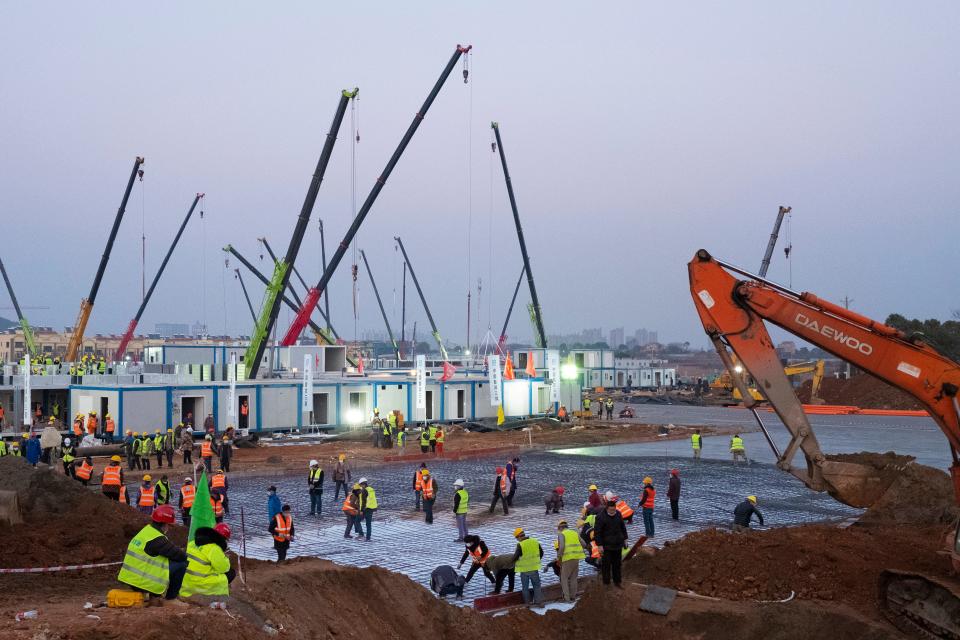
xmin=688 ymin=249 xmax=960 ymax=637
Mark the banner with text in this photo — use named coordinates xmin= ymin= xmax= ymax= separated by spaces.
xmin=302 ymin=354 xmax=314 ymax=412
xmin=488 ymin=354 xmax=502 ymax=406
xmin=22 ymin=355 xmax=31 ymax=427
xmin=547 ymin=350 xmax=561 ymax=402
xmin=227 ymin=353 xmax=237 ymax=420
xmin=415 ymin=355 xmax=426 ymax=410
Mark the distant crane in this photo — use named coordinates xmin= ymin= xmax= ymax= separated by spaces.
xmin=759 ymin=206 xmax=792 ymax=278
xmin=234 ymin=269 xmax=257 ymax=323
xmin=497 ymin=265 xmax=526 ymax=354
xmin=0 ymin=256 xmax=38 ymax=359
xmin=394 ymin=236 xmax=448 ymax=361
xmin=360 ymin=249 xmax=401 ymax=361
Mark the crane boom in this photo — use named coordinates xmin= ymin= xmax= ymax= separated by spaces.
xmin=244 ymin=89 xmax=357 ymax=378
xmin=491 ymin=122 xmax=547 ymax=348
xmin=0 ymin=256 xmax=38 ymax=359
xmin=234 ymin=269 xmax=257 ymax=323
xmin=66 ymin=156 xmax=144 ymax=361
xmin=394 ymin=237 xmax=448 ymax=361
xmin=259 ymin=237 xmax=339 ymax=340
xmin=280 ymin=45 xmax=472 ymax=348
xmin=360 ymin=249 xmax=401 ymax=361
xmin=759 ymin=205 xmax=791 ymax=278
xmin=115 ymin=193 xmax=202 ymax=360
xmin=319 ymin=219 xmax=332 ymax=332
xmin=497 ymin=265 xmax=525 ymax=354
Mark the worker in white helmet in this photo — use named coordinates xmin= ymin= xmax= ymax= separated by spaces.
xmin=308 ymin=459 xmax=324 ymax=515
xmin=452 ymin=479 xmax=469 ymax=541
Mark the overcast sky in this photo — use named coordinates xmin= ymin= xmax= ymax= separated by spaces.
xmin=1 ymin=2 xmax=957 ymax=349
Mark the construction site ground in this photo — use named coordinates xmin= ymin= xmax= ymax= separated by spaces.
xmin=1 ymin=413 xmax=957 ymax=639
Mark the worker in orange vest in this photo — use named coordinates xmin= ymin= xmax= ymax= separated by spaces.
xmin=637 ymin=476 xmax=656 ymax=537
xmin=210 ymin=469 xmax=229 ymax=513
xmin=488 ymin=466 xmax=510 ymax=515
xmin=435 ymin=427 xmax=445 ymax=456
xmin=72 ymin=414 xmax=83 ymax=438
xmin=605 ymin=491 xmax=634 ymax=524
xmin=412 ymin=462 xmax=428 ymax=512
xmin=342 ymin=484 xmax=362 ymax=538
xmin=200 ymin=434 xmax=215 ymax=473
xmin=179 ymin=477 xmax=196 ymax=527
xmin=104 ymin=413 xmax=116 ymax=440
xmin=137 ymin=474 xmax=156 ymax=516
xmin=100 ymin=455 xmax=124 ymax=501
xmin=269 ymin=504 xmax=294 ymax=561
xmin=210 ymin=493 xmax=225 ymax=523
xmin=421 ymin=470 xmax=438 ymax=524
xmin=75 ymin=456 xmax=94 ymax=486
xmin=86 ymin=411 xmax=98 ymax=435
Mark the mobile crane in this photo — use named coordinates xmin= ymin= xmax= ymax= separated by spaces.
xmin=394 ymin=236 xmax=448 ymax=361
xmin=689 ymin=249 xmax=959 ymax=637
xmin=0 ymin=256 xmax=38 ymax=360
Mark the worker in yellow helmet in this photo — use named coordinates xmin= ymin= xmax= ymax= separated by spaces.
xmin=733 ymin=496 xmax=763 ymax=532
xmin=511 ymin=527 xmax=544 ymax=605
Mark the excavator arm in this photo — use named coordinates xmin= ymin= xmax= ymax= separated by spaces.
xmin=689 ymin=249 xmax=960 ymax=507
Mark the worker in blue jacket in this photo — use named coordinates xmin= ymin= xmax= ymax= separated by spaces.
xmin=25 ymin=433 xmax=42 ymax=466
xmin=267 ymin=485 xmax=282 ymax=526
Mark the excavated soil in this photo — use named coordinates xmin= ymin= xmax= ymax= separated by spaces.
xmin=0 ymin=457 xmax=186 ymax=568
xmin=796 ymin=374 xmax=923 ymax=410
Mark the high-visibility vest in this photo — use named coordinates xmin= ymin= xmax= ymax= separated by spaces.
xmin=387 ymin=413 xmax=397 ymax=427
xmin=506 ymin=463 xmax=517 ymax=481
xmin=102 ymin=465 xmax=122 ymax=486
xmin=515 ymin=537 xmax=541 ymax=573
xmin=309 ymin=468 xmax=322 ymax=484
xmin=154 ymin=434 xmax=165 ymax=451
xmin=9 ymin=445 xmax=21 ymax=456
xmin=419 ymin=431 xmax=430 ymax=446
xmin=342 ymin=496 xmax=359 ymax=516
xmin=211 ymin=474 xmax=226 ymax=489
xmin=273 ymin=514 xmax=292 ymax=541
xmin=180 ymin=484 xmax=196 ymax=508
xmin=72 ymin=420 xmax=83 ymax=437
xmin=428 ymin=425 xmax=438 ymax=440
xmin=590 ymin=541 xmax=601 ymax=559
xmin=0 ymin=441 xmax=6 ymax=456
xmin=117 ymin=525 xmax=170 ymax=595
xmin=436 ymin=430 xmax=444 ymax=444
xmin=139 ymin=486 xmax=156 ymax=507
xmin=469 ymin=544 xmax=490 ymax=564
xmin=105 ymin=419 xmax=115 ymax=433
xmin=584 ymin=513 xmax=596 ymax=528
xmin=641 ymin=486 xmax=656 ymax=509
xmin=615 ymin=499 xmax=634 ymax=520
xmin=414 ymin=470 xmax=424 ymax=491
xmin=76 ymin=460 xmax=93 ymax=480
xmin=363 ymin=487 xmax=378 ymax=509
xmin=422 ymin=479 xmax=435 ymax=500
xmin=201 ymin=441 xmax=213 ymax=457
xmin=211 ymin=496 xmax=225 ymax=518
xmin=62 ymin=446 xmax=76 ymax=463
xmin=181 ymin=540 xmax=231 ymax=597
xmin=87 ymin=416 xmax=97 ymax=431
xmin=455 ymin=488 xmax=469 ymax=514
xmin=156 ymin=481 xmax=170 ymax=505
xmin=560 ymin=528 xmax=585 ymax=562
xmin=497 ymin=470 xmax=506 ymax=492
xmin=730 ymin=436 xmax=745 ymax=452
xmin=691 ymin=433 xmax=702 ymax=449
xmin=240 ymin=404 xmax=248 ymax=416
xmin=119 ymin=485 xmax=128 ymax=504
xmin=396 ymin=431 xmax=405 ymax=446
xmin=583 ymin=399 xmax=591 ymax=409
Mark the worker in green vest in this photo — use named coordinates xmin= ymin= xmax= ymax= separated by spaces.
xmin=691 ymin=429 xmax=702 ymax=460
xmin=730 ymin=433 xmax=746 ymax=463
xmin=428 ymin=424 xmax=438 ymax=453
xmin=61 ymin=437 xmax=76 ymax=478
xmin=582 ymin=397 xmax=591 ymax=413
xmin=153 ymin=430 xmax=166 ymax=468
xmin=359 ymin=478 xmax=377 ymax=541
xmin=387 ymin=410 xmax=397 ymax=446
xmin=0 ymin=439 xmax=7 ymax=456
xmin=453 ymin=478 xmax=469 ymax=541
xmin=556 ymin=520 xmax=585 ymax=602
xmin=180 ymin=523 xmax=234 ymax=598
xmin=419 ymin=427 xmax=430 ymax=454
xmin=116 ymin=505 xmax=187 ymax=599
xmin=395 ymin=427 xmax=405 ymax=451
xmin=511 ymin=527 xmax=544 ymax=605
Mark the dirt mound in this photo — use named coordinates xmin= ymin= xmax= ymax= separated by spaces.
xmin=0 ymin=457 xmax=185 ymax=568
xmin=797 ymin=374 xmax=922 ymax=410
xmin=625 ymin=523 xmax=950 ymax=612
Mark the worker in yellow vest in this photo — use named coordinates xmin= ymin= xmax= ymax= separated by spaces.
xmin=116 ymin=505 xmax=187 ymax=600
xmin=180 ymin=523 xmax=235 ymax=598
xmin=452 ymin=478 xmax=469 ymax=541
xmin=359 ymin=478 xmax=377 ymax=541
xmin=555 ymin=520 xmax=585 ymax=602
xmin=730 ymin=433 xmax=746 ymax=463
xmin=691 ymin=429 xmax=702 ymax=459
xmin=511 ymin=528 xmax=544 ymax=605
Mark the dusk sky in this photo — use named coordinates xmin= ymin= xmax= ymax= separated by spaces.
xmin=1 ymin=2 xmax=957 ymax=349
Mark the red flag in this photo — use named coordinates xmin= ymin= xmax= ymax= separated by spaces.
xmin=440 ymin=361 xmax=456 ymax=381
xmin=504 ymin=352 xmax=515 ymax=380
xmin=525 ymin=351 xmax=536 ymax=377
xmin=358 ymin=357 xmax=365 ymax=374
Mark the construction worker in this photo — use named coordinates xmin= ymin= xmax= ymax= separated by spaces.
xmin=86 ymin=411 xmax=98 ymax=435
xmin=505 ymin=458 xmax=520 ymax=506
xmin=25 ymin=432 xmax=41 ymax=466
xmin=733 ymin=496 xmax=763 ymax=532
xmin=512 ymin=528 xmax=544 ymax=605
xmin=72 ymin=414 xmax=83 ymax=439
xmin=358 ymin=478 xmax=377 ymax=541
xmin=457 ymin=534 xmax=495 ymax=586
xmin=421 ymin=469 xmax=438 ymax=524
xmin=691 ymin=429 xmax=702 ymax=459
xmin=119 ymin=483 xmax=130 ymax=506
xmin=412 ymin=462 xmax=428 ymax=511
xmin=61 ymin=437 xmax=76 ymax=478
xmin=730 ymin=433 xmax=746 ymax=463
xmin=332 ymin=454 xmax=351 ymax=502
xmin=395 ymin=425 xmax=406 ymax=451
xmin=179 ymin=428 xmax=193 ymax=465
xmin=100 ymin=455 xmax=124 ymax=501
xmin=582 ymin=396 xmax=591 ymax=415
xmin=160 ymin=428 xmax=173 ymax=467
xmin=117 ymin=505 xmax=187 ymax=600
xmin=210 ymin=493 xmax=225 ymax=523
xmin=638 ymin=476 xmax=656 ymax=537
xmin=180 ymin=523 xmax=235 ymax=598
xmin=596 ymin=397 xmax=604 ymax=419
xmin=155 ymin=474 xmax=171 ymax=506
xmin=381 ymin=413 xmax=393 ymax=450
xmin=308 ymin=459 xmax=324 ymax=515
xmin=179 ymin=477 xmax=195 ymax=527
xmin=593 ymin=495 xmax=628 ymax=588
xmin=386 ymin=409 xmax=397 ymax=446
xmin=604 ymin=397 xmax=614 ymax=419
xmin=489 ymin=466 xmax=510 ymax=515
xmin=267 ymin=486 xmax=281 ymax=527
xmin=428 ymin=423 xmax=438 ymax=453
xmin=587 ymin=484 xmax=603 ymax=513
xmin=606 ymin=490 xmax=634 ymax=524
xmin=98 ymin=357 xmax=106 ymax=374
xmin=137 ymin=475 xmax=156 ymax=516
xmin=8 ymin=440 xmax=20 ymax=456
xmin=75 ymin=456 xmax=94 ymax=486
xmin=104 ymin=413 xmax=116 ymax=440
xmin=556 ymin=520 xmax=585 ymax=602
xmin=122 ymin=430 xmax=137 ymax=469
xmin=139 ymin=433 xmax=153 ymax=471
xmin=153 ymin=430 xmax=165 ymax=468
xmin=667 ymin=469 xmax=681 ymax=520
xmin=486 ymin=553 xmax=516 ymax=594
xmin=418 ymin=427 xmax=430 ymax=454
xmin=342 ymin=485 xmax=361 ymax=539
xmin=219 ymin=434 xmax=232 ymax=472
xmin=453 ymin=478 xmax=469 ymax=541
xmin=435 ymin=427 xmax=445 ymax=456
xmin=545 ymin=486 xmax=565 ymax=514
xmin=200 ymin=434 xmax=214 ymax=473
xmin=210 ymin=469 xmax=229 ymax=513
xmin=371 ymin=408 xmax=383 ymax=448
xmin=0 ymin=437 xmax=6 ymax=456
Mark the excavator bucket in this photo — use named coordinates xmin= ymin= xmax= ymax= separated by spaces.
xmin=818 ymin=459 xmax=898 ymax=508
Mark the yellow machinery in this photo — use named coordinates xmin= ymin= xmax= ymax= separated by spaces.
xmin=733 ymin=359 xmax=825 ymax=403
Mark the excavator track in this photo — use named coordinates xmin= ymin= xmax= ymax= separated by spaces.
xmin=878 ymin=570 xmax=960 ymax=639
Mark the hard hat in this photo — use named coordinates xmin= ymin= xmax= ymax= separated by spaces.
xmin=373 ymin=408 xmax=380 ymax=414
xmin=48 ymin=417 xmax=55 ymax=423
xmin=152 ymin=505 xmax=176 ymax=524
xmin=155 ymin=429 xmax=160 ymax=433
xmin=126 ymin=430 xmax=132 ymax=435
xmin=309 ymin=459 xmax=319 ymax=467
xmin=205 ymin=434 xmax=212 ymax=440
xmin=184 ymin=477 xmax=193 ymax=483
xmin=583 ymin=501 xmax=591 ymax=509
xmin=167 ymin=429 xmax=173 ymax=433
xmin=421 ymin=469 xmax=430 ymax=476
xmin=91 ymin=411 xmax=96 ymax=415
xmin=588 ymin=484 xmax=598 ymax=491
xmin=21 ymin=432 xmax=28 ymax=438
xmin=558 ymin=520 xmax=568 ymax=528
xmin=143 ymin=474 xmax=152 ymax=482
xmin=604 ymin=491 xmax=615 ymax=501
xmin=216 ymin=469 xmax=224 ymax=474
xmin=352 ymin=483 xmax=361 ymax=490
xmin=747 ymin=495 xmax=757 ymax=504
xmin=111 ymin=455 xmax=121 ymax=462
xmin=64 ymin=438 xmax=71 ymax=445
xmin=670 ymin=469 xmax=679 ymax=476
xmin=643 ymin=476 xmax=653 ymax=484
xmin=214 ymin=523 xmax=232 ymax=540
xmin=338 ymin=453 xmax=346 ymax=461
xmin=358 ymin=477 xmax=368 ymax=484
xmin=453 ymin=479 xmax=464 ymax=487
xmin=555 ymin=486 xmax=565 ymax=495
xmin=105 ymin=413 xmax=111 ymax=418
xmin=222 ymin=435 xmax=229 ymax=441
xmin=513 ymin=527 xmax=525 ymax=539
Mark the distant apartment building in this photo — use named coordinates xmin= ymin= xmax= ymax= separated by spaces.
xmin=156 ymin=323 xmax=190 ymax=338
xmin=609 ymin=327 xmax=625 ymax=348
xmin=634 ymin=328 xmax=658 ymax=346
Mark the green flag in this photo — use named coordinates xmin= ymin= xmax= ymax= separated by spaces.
xmin=188 ymin=470 xmax=217 ymax=542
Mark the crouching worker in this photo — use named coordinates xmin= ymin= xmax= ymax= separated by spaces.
xmin=117 ymin=505 xmax=187 ymax=600
xmin=180 ymin=523 xmax=236 ymax=598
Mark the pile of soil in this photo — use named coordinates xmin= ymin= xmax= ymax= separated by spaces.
xmin=0 ymin=457 xmax=185 ymax=568
xmin=625 ymin=523 xmax=950 ymax=612
xmin=797 ymin=374 xmax=922 ymax=410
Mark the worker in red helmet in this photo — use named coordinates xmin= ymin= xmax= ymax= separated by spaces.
xmin=544 ymin=486 xmax=565 ymax=514
xmin=116 ymin=505 xmax=187 ymax=600
xmin=180 ymin=522 xmax=236 ymax=598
